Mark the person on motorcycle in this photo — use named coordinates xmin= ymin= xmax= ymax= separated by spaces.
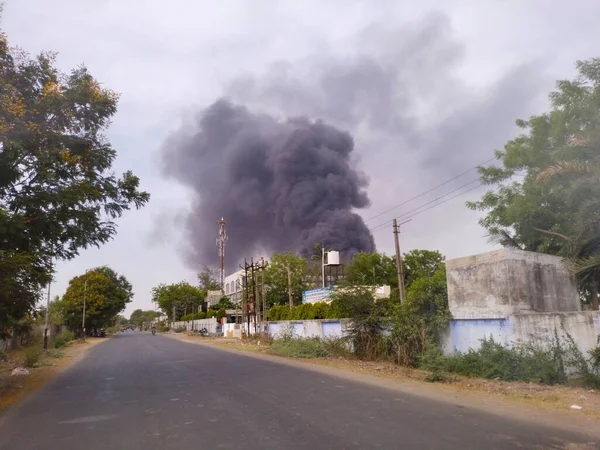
xmin=150 ymin=321 xmax=157 ymax=335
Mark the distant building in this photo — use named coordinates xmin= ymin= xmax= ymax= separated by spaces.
xmin=206 ymin=290 xmax=222 ymax=308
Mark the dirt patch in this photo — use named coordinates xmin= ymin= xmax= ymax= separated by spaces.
xmin=166 ymin=333 xmax=600 ymax=421
xmin=0 ymin=338 xmax=106 ymax=413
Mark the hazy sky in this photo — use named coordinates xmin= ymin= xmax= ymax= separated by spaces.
xmin=4 ymin=0 xmax=600 ymax=316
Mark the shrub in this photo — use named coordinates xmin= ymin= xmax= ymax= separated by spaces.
xmin=207 ymin=309 xmax=217 ymax=319
xmin=158 ymin=323 xmax=170 ymax=332
xmin=269 ymin=338 xmax=330 ymax=358
xmin=53 ymin=330 xmax=75 ymax=349
xmin=23 ymin=346 xmax=42 ymax=368
xmin=420 ymin=337 xmax=568 ymax=385
xmin=174 ymin=326 xmax=186 ymax=333
xmin=0 ymin=348 xmax=7 ymax=362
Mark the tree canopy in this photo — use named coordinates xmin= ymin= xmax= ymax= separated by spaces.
xmin=0 ymin=28 xmax=149 ymax=335
xmin=264 ymin=252 xmax=308 ymax=306
xmin=345 ymin=251 xmax=396 ymax=287
xmin=151 ymin=281 xmax=205 ymax=320
xmin=197 ymin=265 xmax=220 ymax=291
xmin=467 ymin=58 xmax=600 ymax=308
xmin=57 ymin=266 xmax=133 ymax=331
xmin=129 ymin=309 xmax=159 ymax=327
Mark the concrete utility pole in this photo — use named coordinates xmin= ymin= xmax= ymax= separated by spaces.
xmin=393 ymin=219 xmax=406 ymax=303
xmin=261 ymin=258 xmax=267 ymax=328
xmin=286 ymin=264 xmax=293 ymax=308
xmin=82 ymin=269 xmax=88 ymax=340
xmin=321 ymin=246 xmax=326 ymax=288
xmin=43 ymin=257 xmax=52 ymax=350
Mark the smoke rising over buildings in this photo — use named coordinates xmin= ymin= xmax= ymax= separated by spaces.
xmin=161 ymin=100 xmax=375 ymax=270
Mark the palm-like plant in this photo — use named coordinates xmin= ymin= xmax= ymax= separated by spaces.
xmin=537 ymin=135 xmax=600 ymax=310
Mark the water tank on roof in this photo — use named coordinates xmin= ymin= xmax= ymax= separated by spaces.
xmin=326 ymin=250 xmax=340 ymax=266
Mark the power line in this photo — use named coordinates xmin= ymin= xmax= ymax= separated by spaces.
xmin=369 ymin=178 xmax=481 ymax=233
xmin=365 ymin=156 xmax=496 ymax=223
xmin=370 ymin=182 xmax=483 ymax=233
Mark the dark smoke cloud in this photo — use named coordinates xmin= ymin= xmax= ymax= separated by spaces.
xmin=161 ymin=100 xmax=375 ymax=270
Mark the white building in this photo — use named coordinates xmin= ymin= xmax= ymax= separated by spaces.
xmin=223 ymin=269 xmax=245 ymax=304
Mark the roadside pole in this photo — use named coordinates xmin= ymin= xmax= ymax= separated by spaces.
xmin=43 ymin=257 xmax=52 ymax=350
xmin=82 ymin=269 xmax=88 ymax=340
xmin=393 ymin=219 xmax=407 ymax=303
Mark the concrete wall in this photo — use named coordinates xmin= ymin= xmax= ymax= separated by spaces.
xmin=441 ymin=311 xmax=600 ymax=355
xmin=446 ymin=248 xmax=580 ymax=319
xmin=172 ymin=317 xmax=219 ymax=334
xmin=266 ymin=319 xmax=352 ymax=340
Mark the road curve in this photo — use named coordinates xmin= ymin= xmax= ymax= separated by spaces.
xmin=0 ymin=332 xmax=596 ymax=449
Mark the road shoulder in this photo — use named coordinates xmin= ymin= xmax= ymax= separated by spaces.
xmin=0 ymin=338 xmax=107 ymax=414
xmin=163 ymin=332 xmax=600 ymax=440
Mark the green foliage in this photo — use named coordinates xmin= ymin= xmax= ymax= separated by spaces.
xmin=421 ymin=335 xmax=600 ymax=388
xmin=467 ymin=58 xmax=600 ymax=301
xmin=217 ymin=308 xmax=226 ymax=321
xmin=264 ymin=252 xmax=308 ymax=306
xmin=52 ymin=330 xmax=75 ymax=348
xmin=151 ymin=281 xmax=205 ymax=320
xmin=268 ymin=337 xmax=330 ymax=359
xmin=345 ymin=252 xmax=396 ymax=288
xmin=180 ymin=312 xmax=206 ymax=321
xmin=268 ymin=302 xmax=338 ymax=321
xmin=403 ymin=250 xmax=445 ymax=290
xmin=0 ymin=31 xmax=149 ymax=336
xmin=57 ymin=267 xmax=133 ymax=331
xmin=206 ymin=309 xmax=217 ymax=319
xmin=216 ymin=297 xmax=235 ymax=309
xmin=129 ymin=309 xmax=159 ymax=327
xmin=197 ymin=265 xmax=220 ymax=291
xmin=23 ymin=346 xmax=42 ymax=368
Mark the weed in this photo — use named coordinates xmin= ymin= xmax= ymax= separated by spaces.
xmin=23 ymin=346 xmax=42 ymax=368
xmin=269 ymin=338 xmax=330 ymax=358
xmin=0 ymin=348 xmax=7 ymax=363
xmin=52 ymin=330 xmax=75 ymax=349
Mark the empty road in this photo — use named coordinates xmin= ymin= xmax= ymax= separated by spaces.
xmin=0 ymin=332 xmax=597 ymax=449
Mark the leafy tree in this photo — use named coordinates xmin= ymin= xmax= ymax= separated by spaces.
xmin=129 ymin=309 xmax=158 ymax=327
xmin=467 ymin=58 xmax=600 ymax=309
xmin=197 ymin=265 xmax=220 ymax=291
xmin=345 ymin=252 xmax=396 ymax=287
xmin=402 ymin=250 xmax=445 ymax=290
xmin=0 ymin=29 xmax=149 ymax=334
xmin=216 ymin=296 xmax=235 ymax=309
xmin=151 ymin=281 xmax=205 ymax=320
xmin=58 ymin=267 xmax=133 ymax=331
xmin=264 ymin=252 xmax=307 ymax=307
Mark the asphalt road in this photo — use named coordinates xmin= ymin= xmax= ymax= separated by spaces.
xmin=0 ymin=332 xmax=597 ymax=450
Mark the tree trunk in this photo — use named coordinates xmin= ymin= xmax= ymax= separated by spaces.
xmin=592 ymin=280 xmax=599 ymax=311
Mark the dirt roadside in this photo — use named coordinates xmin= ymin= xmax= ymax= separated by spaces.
xmin=0 ymin=338 xmax=106 ymax=414
xmin=165 ymin=333 xmax=600 ymax=439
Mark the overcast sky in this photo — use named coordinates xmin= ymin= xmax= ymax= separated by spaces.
xmin=4 ymin=0 xmax=600 ymax=317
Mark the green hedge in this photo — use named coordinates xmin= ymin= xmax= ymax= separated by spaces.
xmin=180 ymin=312 xmax=206 ymax=321
xmin=268 ymin=301 xmax=344 ymax=321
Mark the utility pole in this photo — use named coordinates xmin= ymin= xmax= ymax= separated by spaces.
xmin=321 ymin=246 xmax=326 ymax=288
xmin=82 ymin=269 xmax=88 ymax=340
xmin=286 ymin=264 xmax=293 ymax=308
xmin=240 ymin=259 xmax=248 ymax=336
xmin=393 ymin=219 xmax=407 ymax=303
xmin=43 ymin=256 xmax=52 ymax=350
xmin=261 ymin=258 xmax=267 ymax=329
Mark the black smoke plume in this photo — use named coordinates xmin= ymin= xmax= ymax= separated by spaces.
xmin=161 ymin=99 xmax=375 ymax=270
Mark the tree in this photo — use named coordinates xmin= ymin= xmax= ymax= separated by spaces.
xmin=151 ymin=281 xmax=205 ymax=320
xmin=467 ymin=58 xmax=600 ymax=309
xmin=0 ymin=29 xmax=150 ymax=333
xmin=264 ymin=252 xmax=307 ymax=306
xmin=345 ymin=252 xmax=396 ymax=287
xmin=402 ymin=250 xmax=445 ymax=290
xmin=197 ymin=265 xmax=220 ymax=291
xmin=129 ymin=309 xmax=158 ymax=328
xmin=58 ymin=267 xmax=133 ymax=331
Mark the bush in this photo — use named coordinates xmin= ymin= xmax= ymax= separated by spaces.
xmin=420 ymin=337 xmax=569 ymax=385
xmin=174 ymin=326 xmax=186 ymax=333
xmin=0 ymin=348 xmax=7 ymax=362
xmin=53 ymin=330 xmax=75 ymax=349
xmin=158 ymin=323 xmax=170 ymax=332
xmin=23 ymin=346 xmax=42 ymax=368
xmin=267 ymin=302 xmax=341 ymax=321
xmin=269 ymin=338 xmax=330 ymax=358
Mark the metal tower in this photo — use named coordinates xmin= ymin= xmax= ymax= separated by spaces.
xmin=216 ymin=217 xmax=227 ymax=291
